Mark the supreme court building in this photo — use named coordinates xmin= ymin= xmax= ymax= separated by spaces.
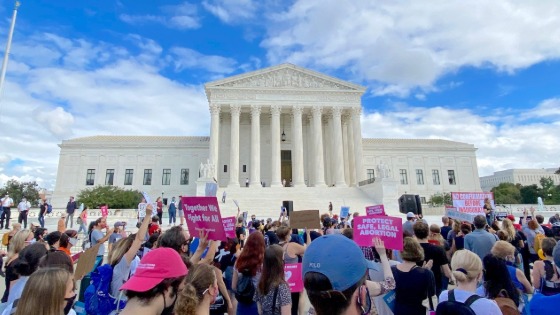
xmin=52 ymin=64 xmax=482 ymax=215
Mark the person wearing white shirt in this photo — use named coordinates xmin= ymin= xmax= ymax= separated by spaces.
xmin=17 ymin=198 xmax=31 ymax=229
xmin=0 ymin=194 xmax=14 ymax=229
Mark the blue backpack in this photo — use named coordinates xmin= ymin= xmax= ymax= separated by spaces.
xmin=84 ymin=264 xmax=126 ymax=315
xmin=47 ymin=204 xmax=52 ymax=214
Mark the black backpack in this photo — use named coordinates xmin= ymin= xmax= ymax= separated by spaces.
xmin=436 ymin=290 xmax=481 ymax=315
xmin=235 ymin=269 xmax=255 ymax=305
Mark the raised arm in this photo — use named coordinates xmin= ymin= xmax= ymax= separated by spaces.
xmin=124 ymin=205 xmax=152 ymax=264
xmin=367 ymin=238 xmax=395 ymax=296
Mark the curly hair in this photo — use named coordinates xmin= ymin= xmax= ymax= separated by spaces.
xmin=235 ymin=232 xmax=265 ymax=276
xmin=175 ymin=264 xmax=216 ymax=315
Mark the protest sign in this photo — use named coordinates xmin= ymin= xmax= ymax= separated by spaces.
xmin=233 ymin=199 xmax=239 ymax=209
xmin=366 ymin=204 xmax=386 ymax=216
xmin=242 ymin=211 xmax=248 ymax=225
xmin=182 ymin=196 xmax=227 ymax=241
xmin=142 ymin=191 xmax=152 ymax=203
xmin=74 ymin=244 xmax=101 ymax=281
xmin=383 ymin=290 xmax=396 ymax=313
xmin=205 ymin=182 xmax=218 ymax=197
xmin=290 ymin=210 xmax=321 ymax=229
xmin=340 ymin=206 xmax=350 ymax=218
xmin=222 ymin=216 xmax=236 ymax=239
xmin=451 ymin=192 xmax=494 ymax=215
xmin=284 ymin=263 xmax=303 ymax=292
xmin=445 ymin=207 xmax=476 ymax=223
xmin=100 ymin=205 xmax=108 ymax=217
xmin=354 ymin=215 xmax=403 ymax=250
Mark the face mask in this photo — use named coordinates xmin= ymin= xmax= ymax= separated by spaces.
xmin=161 ymin=292 xmax=178 ymax=315
xmin=26 ymin=239 xmax=36 ymax=245
xmin=64 ymin=294 xmax=76 ymax=315
xmin=69 ymin=238 xmax=78 ymax=246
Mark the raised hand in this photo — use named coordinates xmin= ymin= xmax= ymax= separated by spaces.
xmin=372 ymin=237 xmax=386 ymax=255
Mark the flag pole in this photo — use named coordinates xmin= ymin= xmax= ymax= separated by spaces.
xmin=0 ymin=1 xmax=21 ymax=103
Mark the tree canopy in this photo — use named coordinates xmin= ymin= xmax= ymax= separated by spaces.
xmin=0 ymin=180 xmax=41 ymax=207
xmin=491 ymin=177 xmax=560 ymax=204
xmin=77 ymin=185 xmax=142 ymax=209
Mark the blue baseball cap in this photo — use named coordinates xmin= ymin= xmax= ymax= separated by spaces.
xmin=302 ymin=234 xmax=367 ymax=291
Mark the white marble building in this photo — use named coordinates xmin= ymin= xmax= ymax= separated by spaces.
xmin=52 ymin=64 xmax=481 ymax=215
xmin=480 ymin=168 xmax=560 ymax=192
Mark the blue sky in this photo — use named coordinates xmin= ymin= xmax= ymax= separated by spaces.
xmin=0 ymin=0 xmax=560 ymax=189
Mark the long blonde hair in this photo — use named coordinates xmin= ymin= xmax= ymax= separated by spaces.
xmin=500 ymin=219 xmax=516 ymax=242
xmin=108 ymin=234 xmax=134 ymax=266
xmin=8 ymin=229 xmax=33 ymax=261
xmin=15 ymin=267 xmax=71 ymax=315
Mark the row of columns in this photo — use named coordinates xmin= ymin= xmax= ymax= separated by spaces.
xmin=208 ymin=104 xmax=364 ymax=188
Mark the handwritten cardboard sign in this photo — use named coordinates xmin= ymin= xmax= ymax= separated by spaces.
xmin=366 ymin=204 xmax=386 ymax=216
xmin=445 ymin=207 xmax=476 ymax=223
xmin=354 ymin=215 xmax=403 ymax=250
xmin=182 ymin=196 xmax=227 ymax=241
xmin=340 ymin=206 xmax=350 ymax=219
xmin=222 ymin=216 xmax=236 ymax=239
xmin=74 ymin=243 xmax=101 ymax=281
xmin=290 ymin=210 xmax=321 ymax=229
xmin=284 ymin=263 xmax=303 ymax=292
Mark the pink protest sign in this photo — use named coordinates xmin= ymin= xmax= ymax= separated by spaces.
xmin=182 ymin=197 xmax=227 ymax=241
xmin=354 ymin=215 xmax=403 ymax=250
xmin=284 ymin=263 xmax=303 ymax=293
xmin=100 ymin=205 xmax=108 ymax=217
xmin=222 ymin=216 xmax=236 ymax=239
xmin=451 ymin=192 xmax=494 ymax=215
xmin=366 ymin=205 xmax=386 ymax=216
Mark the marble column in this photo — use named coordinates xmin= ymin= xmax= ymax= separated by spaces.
xmin=342 ymin=115 xmax=350 ymax=185
xmin=250 ymin=105 xmax=262 ymax=187
xmin=209 ymin=104 xmax=220 ymax=178
xmin=270 ymin=105 xmax=282 ymax=187
xmin=312 ymin=106 xmax=327 ymax=187
xmin=228 ymin=105 xmax=240 ymax=187
xmin=347 ymin=115 xmax=356 ymax=186
xmin=332 ymin=107 xmax=347 ymax=187
xmin=352 ymin=107 xmax=365 ymax=183
xmin=305 ymin=115 xmax=313 ymax=186
xmin=292 ymin=106 xmax=305 ymax=187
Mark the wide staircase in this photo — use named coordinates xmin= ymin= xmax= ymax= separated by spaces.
xmin=214 ymin=186 xmax=382 ymax=219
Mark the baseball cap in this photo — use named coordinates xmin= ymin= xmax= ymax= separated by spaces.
xmin=406 ymin=212 xmax=415 ymax=218
xmin=303 ymin=234 xmax=367 ymax=291
xmin=507 ymin=214 xmax=515 ymax=221
xmin=114 ymin=221 xmax=126 ymax=228
xmin=120 ymin=247 xmax=188 ymax=292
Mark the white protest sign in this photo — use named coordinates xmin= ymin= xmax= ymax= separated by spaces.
xmin=451 ymin=192 xmax=494 ymax=215
xmin=445 ymin=207 xmax=476 ymax=223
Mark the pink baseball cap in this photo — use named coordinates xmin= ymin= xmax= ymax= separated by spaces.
xmin=120 ymin=248 xmax=187 ymax=292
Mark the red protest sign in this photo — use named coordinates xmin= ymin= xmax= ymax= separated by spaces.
xmin=354 ymin=215 xmax=403 ymax=250
xmin=222 ymin=216 xmax=236 ymax=239
xmin=182 ymin=197 xmax=227 ymax=241
xmin=365 ymin=204 xmax=386 ymax=216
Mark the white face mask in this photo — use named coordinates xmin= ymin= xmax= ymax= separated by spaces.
xmin=69 ymin=238 xmax=78 ymax=246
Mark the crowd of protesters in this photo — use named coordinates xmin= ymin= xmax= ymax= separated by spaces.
xmin=1 ymin=195 xmax=560 ymax=315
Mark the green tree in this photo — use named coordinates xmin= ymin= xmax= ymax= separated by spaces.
xmin=0 ymin=180 xmax=41 ymax=207
xmin=77 ymin=186 xmax=142 ymax=209
xmin=491 ymin=182 xmax=521 ymax=204
xmin=429 ymin=193 xmax=452 ymax=206
xmin=520 ymin=184 xmax=540 ymax=204
xmin=555 ymin=167 xmax=560 ymax=175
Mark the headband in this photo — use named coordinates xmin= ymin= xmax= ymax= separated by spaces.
xmin=456 ymin=268 xmax=468 ymax=275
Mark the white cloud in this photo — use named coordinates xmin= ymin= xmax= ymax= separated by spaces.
xmin=361 ymin=99 xmax=560 ymax=176
xmin=262 ymin=0 xmax=560 ymax=96
xmin=34 ymin=107 xmax=75 ymax=138
xmin=170 ymin=47 xmax=238 ymax=74
xmin=120 ymin=2 xmax=200 ymax=30
xmin=202 ymin=0 xmax=257 ymax=24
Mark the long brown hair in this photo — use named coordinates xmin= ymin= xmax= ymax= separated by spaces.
xmin=258 ymin=244 xmax=286 ymax=295
xmin=15 ymin=267 xmax=71 ymax=315
xmin=235 ymin=232 xmax=265 ymax=276
xmin=175 ymin=264 xmax=216 ymax=315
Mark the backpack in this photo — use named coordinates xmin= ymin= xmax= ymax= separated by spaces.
xmin=47 ymin=204 xmax=52 ymax=214
xmin=83 ymin=264 xmax=126 ymax=315
xmin=435 ymin=290 xmax=480 ymax=315
xmin=82 ymin=231 xmax=92 ymax=251
xmin=235 ymin=270 xmax=256 ymax=305
xmin=2 ymin=233 xmax=9 ymax=246
xmin=534 ymin=232 xmax=545 ymax=253
xmin=494 ymin=297 xmax=520 ymax=315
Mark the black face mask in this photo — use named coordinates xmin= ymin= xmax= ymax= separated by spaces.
xmin=64 ymin=294 xmax=76 ymax=315
xmin=161 ymin=292 xmax=178 ymax=315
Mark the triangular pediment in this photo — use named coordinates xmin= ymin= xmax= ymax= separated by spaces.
xmin=205 ymin=63 xmax=366 ymax=92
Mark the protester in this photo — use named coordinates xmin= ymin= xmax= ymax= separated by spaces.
xmin=12 ymin=267 xmax=75 ymax=315
xmin=38 ymin=249 xmax=74 ymax=272
xmin=464 ymin=215 xmax=498 ymax=261
xmin=156 ymin=197 xmax=164 ymax=225
xmin=58 ymin=213 xmax=67 ymax=233
xmin=2 ymin=229 xmax=33 ymax=303
xmin=90 ymin=217 xmax=114 ymax=263
xmin=490 ymin=241 xmax=532 ymax=295
xmin=77 ymin=206 xmax=88 ymax=235
xmin=0 ymin=194 xmax=14 ymax=229
xmin=232 ymin=231 xmax=265 ymax=315
xmin=109 ymin=221 xmax=126 ymax=253
xmin=60 ymin=230 xmax=78 ymax=258
xmin=3 ymin=223 xmax=21 ymax=251
xmin=532 ymin=237 xmax=560 ymax=295
xmin=45 ymin=231 xmax=62 ymax=250
xmin=149 ymin=217 xmax=161 ymax=236
xmin=38 ymin=199 xmax=48 ymax=228
xmin=33 ymin=227 xmax=48 ymax=243
xmin=449 ymin=223 xmax=471 ymax=257
xmin=235 ymin=216 xmax=246 ymax=248
xmin=264 ymin=220 xmax=280 ymax=247
xmin=168 ymin=197 xmax=177 ymax=226
xmin=529 ymin=242 xmax=560 ymax=313
xmin=213 ymin=238 xmax=238 ymax=313
xmin=549 ymin=213 xmax=560 ymax=225
xmin=478 ymin=255 xmax=522 ymax=314
xmin=402 ymin=212 xmax=416 ymax=236
xmin=254 ymin=244 xmax=291 ymax=315
xmin=178 ymin=195 xmax=185 ymax=227
xmin=428 ymin=224 xmax=447 ymax=248
xmin=119 ymin=248 xmax=188 ymax=315
xmin=437 ymin=250 xmax=502 ymax=315
xmin=521 ymin=209 xmax=545 ymax=263
xmin=483 ymin=198 xmax=494 ymax=227
xmin=303 ymin=235 xmax=395 ymax=315
xmin=536 ymin=215 xmax=554 ymax=237
xmin=158 ymin=225 xmax=191 ymax=267
xmin=175 ymin=263 xmax=219 ymax=315
xmin=413 ymin=221 xmax=453 ymax=296
xmin=66 ymin=196 xmax=77 ymax=228
xmin=441 ymin=217 xmax=452 ymax=240
xmin=16 ymin=198 xmax=30 ymax=229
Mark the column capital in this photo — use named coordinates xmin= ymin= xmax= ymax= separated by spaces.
xmin=230 ymin=104 xmax=241 ymax=116
xmin=209 ymin=104 xmax=221 ymax=115
xmin=251 ymin=104 xmax=262 ymax=115
xmin=342 ymin=114 xmax=351 ymax=125
xmin=351 ymin=107 xmax=362 ymax=116
xmin=270 ymin=105 xmax=281 ymax=116
xmin=331 ymin=106 xmax=343 ymax=117
xmin=292 ymin=105 xmax=304 ymax=116
xmin=311 ymin=105 xmax=323 ymax=116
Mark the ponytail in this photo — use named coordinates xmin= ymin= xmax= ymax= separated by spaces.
xmin=175 ymin=283 xmax=199 ymax=314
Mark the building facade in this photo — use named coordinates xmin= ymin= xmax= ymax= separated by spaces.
xmin=52 ymin=64 xmax=482 ymax=212
xmin=480 ymin=168 xmax=560 ymax=192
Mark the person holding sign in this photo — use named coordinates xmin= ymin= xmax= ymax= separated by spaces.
xmin=255 ymin=244 xmax=292 ymax=315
